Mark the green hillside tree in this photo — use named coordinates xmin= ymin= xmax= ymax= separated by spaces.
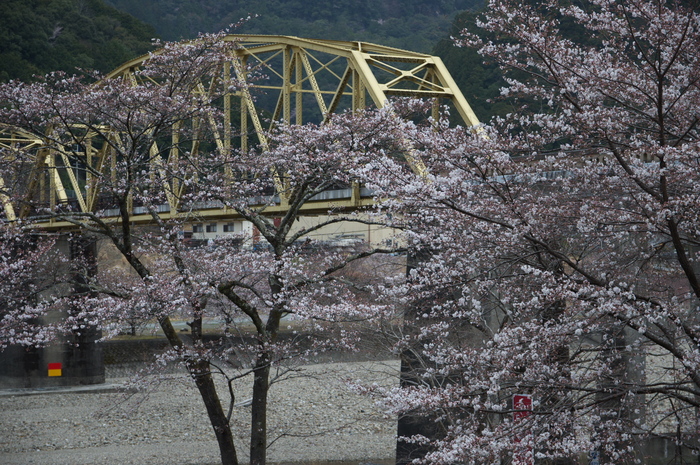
xmin=0 ymin=0 xmax=156 ymax=82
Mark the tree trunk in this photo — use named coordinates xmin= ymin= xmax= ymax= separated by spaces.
xmin=114 ymin=185 xmax=240 ymax=465
xmin=249 ymin=353 xmax=271 ymax=465
xmin=156 ymin=313 xmax=239 ymax=465
xmin=190 ymin=359 xmax=239 ymax=465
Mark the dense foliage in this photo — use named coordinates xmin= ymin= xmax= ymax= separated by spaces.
xmin=0 ymin=0 xmax=156 ymax=82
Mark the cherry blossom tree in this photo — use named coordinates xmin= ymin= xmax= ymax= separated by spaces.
xmin=102 ymin=108 xmax=408 ymax=465
xmin=358 ymin=1 xmax=700 ymax=464
xmin=0 ymin=31 xmax=406 ymax=465
xmin=203 ymin=110 xmax=411 ymax=465
xmin=0 ymin=30 xmax=245 ymax=464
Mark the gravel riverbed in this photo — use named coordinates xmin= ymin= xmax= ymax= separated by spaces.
xmin=0 ymin=359 xmax=400 ymax=465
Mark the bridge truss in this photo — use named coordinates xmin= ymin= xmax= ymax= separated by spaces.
xmin=0 ymin=35 xmax=480 ymax=228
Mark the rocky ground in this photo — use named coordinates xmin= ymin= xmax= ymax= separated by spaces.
xmin=0 ymin=359 xmax=400 ymax=465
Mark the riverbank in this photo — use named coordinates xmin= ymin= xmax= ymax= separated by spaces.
xmin=0 ymin=359 xmax=400 ymax=465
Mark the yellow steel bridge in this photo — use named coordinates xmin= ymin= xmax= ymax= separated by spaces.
xmin=0 ymin=35 xmax=480 ymax=228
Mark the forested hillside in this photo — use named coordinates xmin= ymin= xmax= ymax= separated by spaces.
xmin=433 ymin=10 xmax=507 ymax=122
xmin=102 ymin=0 xmax=499 ymax=119
xmin=105 ymin=0 xmax=483 ymax=52
xmin=0 ymin=0 xmax=499 ymax=122
xmin=434 ymin=3 xmax=602 ymax=121
xmin=0 ymin=0 xmax=156 ymax=81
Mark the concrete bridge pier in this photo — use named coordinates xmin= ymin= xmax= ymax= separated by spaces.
xmin=0 ymin=234 xmax=104 ymax=389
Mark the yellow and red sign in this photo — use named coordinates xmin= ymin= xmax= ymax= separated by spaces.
xmin=48 ymin=362 xmax=62 ymax=377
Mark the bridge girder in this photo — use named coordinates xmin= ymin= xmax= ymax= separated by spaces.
xmin=0 ymin=35 xmax=480 ymax=228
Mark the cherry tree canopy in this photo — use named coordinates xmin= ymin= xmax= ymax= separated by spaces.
xmin=360 ymin=1 xmax=700 ymax=464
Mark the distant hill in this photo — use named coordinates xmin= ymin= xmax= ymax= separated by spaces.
xmin=433 ymin=10 xmax=508 ymax=122
xmin=1 ymin=0 xmax=498 ymax=122
xmin=0 ymin=0 xmax=156 ymax=82
xmin=100 ymin=0 xmax=501 ymax=121
xmin=104 ymin=0 xmax=483 ymax=53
